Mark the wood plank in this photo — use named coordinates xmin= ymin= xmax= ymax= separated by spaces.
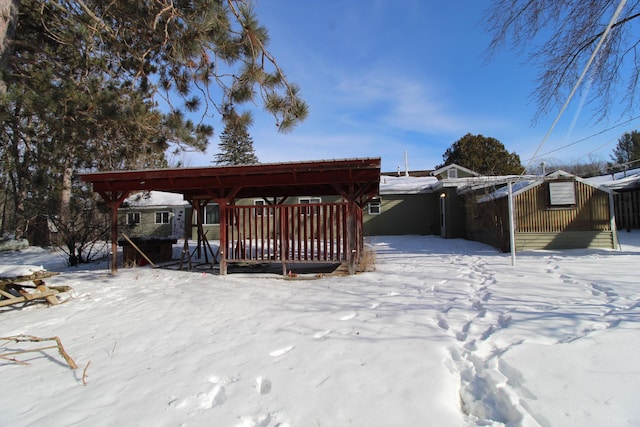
xmin=0 ymin=295 xmax=26 ymax=307
xmin=35 ymin=283 xmax=59 ymax=306
xmin=0 ymin=288 xmax=15 ymax=299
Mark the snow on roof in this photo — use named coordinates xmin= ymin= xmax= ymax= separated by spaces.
xmin=378 ymin=175 xmax=438 ymax=194
xmin=585 ymin=169 xmax=640 ymax=191
xmin=596 ymin=173 xmax=640 ymax=191
xmin=585 ymin=167 xmax=640 ymax=184
xmin=477 ymin=179 xmax=537 ymax=203
xmin=124 ymin=191 xmax=188 ymax=207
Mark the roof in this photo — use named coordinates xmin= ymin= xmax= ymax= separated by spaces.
xmin=599 ymin=174 xmax=640 ymax=191
xmin=378 ymin=175 xmax=438 ymax=195
xmin=585 ymin=169 xmax=640 ymax=192
xmin=81 ymin=158 xmax=381 ymax=202
xmin=123 ymin=191 xmax=189 ymax=208
xmin=431 ymin=163 xmax=480 ymax=178
xmin=477 ymin=170 xmax=612 ymax=202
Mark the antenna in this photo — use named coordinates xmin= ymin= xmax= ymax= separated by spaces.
xmin=404 ymin=150 xmax=409 ymax=177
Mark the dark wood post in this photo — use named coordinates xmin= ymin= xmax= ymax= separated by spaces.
xmin=99 ymin=191 xmax=129 ymax=274
xmin=219 ymin=201 xmax=228 ymax=275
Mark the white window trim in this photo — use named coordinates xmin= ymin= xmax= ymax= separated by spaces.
xmin=254 ymin=199 xmax=274 ymax=216
xmin=154 ymin=211 xmax=171 ymax=224
xmin=368 ymin=197 xmax=381 ymax=215
xmin=127 ymin=212 xmax=141 ymax=225
xmin=299 ymin=197 xmax=322 ymax=215
xmin=203 ymin=204 xmax=220 ymax=225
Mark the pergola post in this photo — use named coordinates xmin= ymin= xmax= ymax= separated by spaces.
xmin=346 ymin=200 xmax=359 ymax=275
xmin=98 ymin=191 xmax=130 ymax=274
xmin=218 ymin=200 xmax=228 ymax=275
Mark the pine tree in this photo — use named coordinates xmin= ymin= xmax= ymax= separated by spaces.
xmin=0 ymin=0 xmax=305 ymax=241
xmin=215 ymin=125 xmax=259 ymax=165
xmin=611 ymin=131 xmax=640 ymax=169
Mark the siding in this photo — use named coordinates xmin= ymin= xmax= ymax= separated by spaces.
xmin=514 ymin=181 xmax=611 ymax=232
xmin=119 ymin=210 xmax=173 ymax=237
xmin=515 ymin=231 xmax=614 ymax=251
xmin=465 ymin=179 xmax=614 ymax=252
xmin=363 ymin=194 xmax=439 ymax=236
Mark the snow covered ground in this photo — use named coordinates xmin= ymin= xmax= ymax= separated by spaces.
xmin=2 ymin=233 xmax=640 ymax=427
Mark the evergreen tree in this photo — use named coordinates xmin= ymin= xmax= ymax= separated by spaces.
xmin=215 ymin=124 xmax=259 ymax=165
xmin=611 ymin=131 xmax=640 ymax=168
xmin=437 ymin=133 xmax=525 ymax=175
xmin=0 ymin=0 xmax=306 ymax=242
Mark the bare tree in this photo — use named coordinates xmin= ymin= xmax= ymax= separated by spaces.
xmin=484 ymin=1 xmax=640 ymax=122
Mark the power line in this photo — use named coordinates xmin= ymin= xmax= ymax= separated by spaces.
xmin=522 ymin=0 xmax=629 ymax=176
xmin=524 ymin=114 xmax=640 ymax=162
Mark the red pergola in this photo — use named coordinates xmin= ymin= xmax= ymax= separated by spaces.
xmin=81 ymin=158 xmax=381 ymax=274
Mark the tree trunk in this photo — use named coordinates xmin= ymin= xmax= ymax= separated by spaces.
xmin=0 ymin=0 xmax=19 ymax=92
xmin=60 ymin=159 xmax=76 ymax=265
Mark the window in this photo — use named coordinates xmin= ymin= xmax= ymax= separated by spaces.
xmin=254 ymin=199 xmax=273 ymax=216
xmin=155 ymin=211 xmax=170 ymax=224
xmin=127 ymin=212 xmax=140 ymax=225
xmin=299 ymin=197 xmax=321 ymax=215
xmin=447 ymin=168 xmax=458 ymax=179
xmin=548 ymin=181 xmax=576 ymax=207
xmin=204 ymin=204 xmax=220 ymax=224
xmin=368 ymin=197 xmax=381 ymax=215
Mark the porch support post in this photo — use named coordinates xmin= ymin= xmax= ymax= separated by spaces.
xmin=334 ymin=183 xmax=373 ymax=275
xmin=98 ymin=191 xmax=129 ymax=274
xmin=218 ymin=200 xmax=228 ymax=275
xmin=211 ymin=188 xmax=240 ymax=276
xmin=346 ymin=200 xmax=358 ymax=275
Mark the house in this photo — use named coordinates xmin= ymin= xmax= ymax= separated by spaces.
xmin=431 ymin=163 xmax=480 ymax=180
xmin=119 ymin=191 xmax=190 ymax=239
xmin=363 ymin=164 xmax=528 ymax=240
xmin=363 ymin=175 xmax=440 ymax=236
xmin=114 ymin=164 xmax=618 ymax=262
xmin=464 ymin=171 xmax=618 ymax=252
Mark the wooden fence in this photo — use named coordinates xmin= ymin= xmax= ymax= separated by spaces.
xmin=614 ymin=189 xmax=640 ymax=230
xmin=225 ymin=202 xmax=361 ymax=265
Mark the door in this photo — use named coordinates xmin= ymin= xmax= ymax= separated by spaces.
xmin=172 ymin=208 xmax=185 ymax=238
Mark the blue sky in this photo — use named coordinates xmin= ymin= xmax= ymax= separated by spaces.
xmin=186 ymin=1 xmax=640 ymax=173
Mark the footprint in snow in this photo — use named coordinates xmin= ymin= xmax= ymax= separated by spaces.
xmin=340 ymin=313 xmax=357 ymax=321
xmin=269 ymin=345 xmax=294 ymax=357
xmin=170 ymin=376 xmax=227 ymax=410
xmin=437 ymin=315 xmax=449 ymax=330
xmin=313 ymin=330 xmax=331 ymax=339
xmin=255 ymin=376 xmax=272 ymax=394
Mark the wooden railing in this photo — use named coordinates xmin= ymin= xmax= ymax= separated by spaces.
xmin=226 ymin=202 xmax=357 ymax=263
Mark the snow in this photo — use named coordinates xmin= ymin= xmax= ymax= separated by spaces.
xmin=2 ymin=233 xmax=640 ymax=426
xmin=379 ymin=175 xmax=438 ymax=194
xmin=124 ymin=191 xmax=189 ymax=207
